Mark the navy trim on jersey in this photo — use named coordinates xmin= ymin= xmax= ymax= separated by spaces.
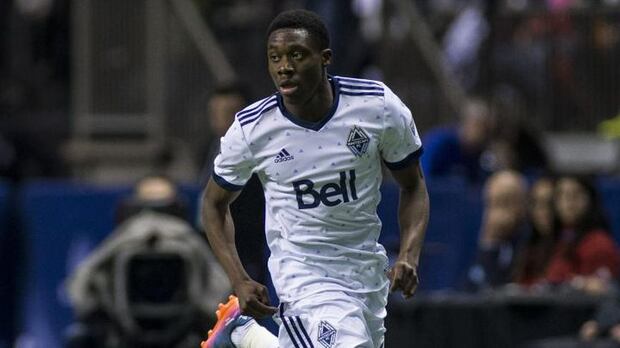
xmin=384 ymin=146 xmax=424 ymax=170
xmin=277 ymin=77 xmax=340 ymax=131
xmin=336 ymin=77 xmax=384 ymax=97
xmin=237 ymin=95 xmax=276 ymax=120
xmin=340 ymin=91 xmax=384 ymax=97
xmin=334 ymin=76 xmax=381 ymax=86
xmin=211 ymin=172 xmax=245 ymax=191
xmin=239 ymin=102 xmax=278 ymax=127
xmin=338 ymin=83 xmax=383 ymax=91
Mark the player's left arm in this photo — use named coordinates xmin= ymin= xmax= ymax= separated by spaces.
xmin=389 ymin=159 xmax=429 ymax=299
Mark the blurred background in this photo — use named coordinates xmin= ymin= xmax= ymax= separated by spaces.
xmin=1 ymin=0 xmax=620 ymax=347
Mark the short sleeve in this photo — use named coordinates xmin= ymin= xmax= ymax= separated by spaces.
xmin=380 ymin=86 xmax=423 ymax=170
xmin=211 ymin=118 xmax=255 ymax=191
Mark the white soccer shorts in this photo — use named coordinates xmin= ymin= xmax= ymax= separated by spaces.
xmin=275 ymin=289 xmax=388 ymax=348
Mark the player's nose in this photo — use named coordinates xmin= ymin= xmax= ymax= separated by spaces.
xmin=278 ymin=58 xmax=294 ymax=74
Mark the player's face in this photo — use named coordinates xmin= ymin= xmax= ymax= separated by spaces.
xmin=267 ymin=28 xmax=331 ymax=102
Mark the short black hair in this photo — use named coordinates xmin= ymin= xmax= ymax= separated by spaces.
xmin=266 ymin=9 xmax=330 ymax=50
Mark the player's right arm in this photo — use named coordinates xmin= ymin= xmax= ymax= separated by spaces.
xmin=201 ymin=179 xmax=277 ymax=318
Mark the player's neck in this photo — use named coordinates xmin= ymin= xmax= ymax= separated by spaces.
xmin=282 ymin=78 xmax=333 ymax=123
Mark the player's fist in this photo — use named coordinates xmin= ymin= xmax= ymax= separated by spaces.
xmin=234 ymin=279 xmax=277 ymax=318
xmin=388 ymin=260 xmax=419 ymax=299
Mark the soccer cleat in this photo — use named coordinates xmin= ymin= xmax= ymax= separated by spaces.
xmin=201 ymin=295 xmax=252 ymax=348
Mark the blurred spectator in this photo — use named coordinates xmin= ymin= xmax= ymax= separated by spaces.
xmin=0 ymin=0 xmax=70 ymax=182
xmin=492 ymin=14 xmax=550 ymax=118
xmin=65 ymin=174 xmax=230 ymax=348
xmin=484 ymin=117 xmax=550 ymax=177
xmin=465 ymin=170 xmax=528 ymax=291
xmin=574 ymin=15 xmax=620 ymax=128
xmin=421 ymin=97 xmax=495 ymax=185
xmin=199 ymin=84 xmax=248 ymax=182
xmin=199 ymin=83 xmax=268 ymax=285
xmin=545 ymin=175 xmax=620 ymax=295
xmin=2 ymin=0 xmax=70 ymax=112
xmin=512 ymin=176 xmax=557 ymax=287
xmin=442 ymin=2 xmax=490 ymax=91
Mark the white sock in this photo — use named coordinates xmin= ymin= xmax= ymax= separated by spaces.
xmin=230 ymin=319 xmax=279 ymax=348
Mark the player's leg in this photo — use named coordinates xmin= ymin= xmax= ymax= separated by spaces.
xmin=202 ymin=295 xmax=278 ymax=348
xmin=231 ymin=321 xmax=279 ymax=348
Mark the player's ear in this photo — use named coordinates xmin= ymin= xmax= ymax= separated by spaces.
xmin=321 ymin=49 xmax=332 ymax=68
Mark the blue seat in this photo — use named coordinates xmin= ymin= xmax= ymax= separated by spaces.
xmin=378 ymin=179 xmax=482 ymax=291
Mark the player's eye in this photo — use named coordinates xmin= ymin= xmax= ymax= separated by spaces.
xmin=269 ymin=54 xmax=280 ymax=62
xmin=291 ymin=51 xmax=303 ymax=60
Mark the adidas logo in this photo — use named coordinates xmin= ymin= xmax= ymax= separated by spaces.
xmin=274 ymin=148 xmax=295 ymax=163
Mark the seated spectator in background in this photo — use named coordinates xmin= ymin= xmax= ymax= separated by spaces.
xmin=421 ymin=97 xmax=495 ymax=185
xmin=545 ymin=175 xmax=620 ymax=295
xmin=485 ymin=118 xmax=550 ymax=178
xmin=465 ymin=170 xmax=528 ymax=291
xmin=512 ymin=176 xmax=556 ymax=287
xmin=199 ymin=83 xmax=248 ymax=182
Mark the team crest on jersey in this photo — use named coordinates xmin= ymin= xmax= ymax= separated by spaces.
xmin=346 ymin=126 xmax=370 ymax=157
xmin=318 ymin=321 xmax=337 ymax=348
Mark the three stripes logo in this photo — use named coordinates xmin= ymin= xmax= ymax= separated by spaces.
xmin=274 ymin=148 xmax=295 ymax=163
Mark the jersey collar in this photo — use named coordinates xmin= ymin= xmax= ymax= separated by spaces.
xmin=276 ymin=76 xmax=340 ymax=132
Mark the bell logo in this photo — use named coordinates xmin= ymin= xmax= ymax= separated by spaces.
xmin=293 ymin=170 xmax=358 ymax=209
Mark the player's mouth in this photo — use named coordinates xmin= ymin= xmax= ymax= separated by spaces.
xmin=279 ymin=81 xmax=299 ymax=96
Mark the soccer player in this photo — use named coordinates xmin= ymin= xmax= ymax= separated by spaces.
xmin=201 ymin=9 xmax=429 ymax=348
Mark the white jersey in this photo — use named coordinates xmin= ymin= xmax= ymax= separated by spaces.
xmin=212 ymin=76 xmax=423 ymax=303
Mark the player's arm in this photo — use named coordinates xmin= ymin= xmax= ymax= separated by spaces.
xmin=201 ymin=178 xmax=277 ymax=317
xmin=389 ymin=160 xmax=430 ymax=299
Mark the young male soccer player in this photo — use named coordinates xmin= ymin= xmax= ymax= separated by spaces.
xmin=201 ymin=9 xmax=429 ymax=348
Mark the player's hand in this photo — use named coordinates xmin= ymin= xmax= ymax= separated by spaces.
xmin=388 ymin=260 xmax=419 ymax=299
xmin=234 ymin=279 xmax=277 ymax=318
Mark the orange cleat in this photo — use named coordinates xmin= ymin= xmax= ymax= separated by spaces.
xmin=201 ymin=295 xmax=253 ymax=348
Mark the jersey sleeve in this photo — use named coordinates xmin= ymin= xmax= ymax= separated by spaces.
xmin=211 ymin=118 xmax=255 ymax=191
xmin=380 ymin=85 xmax=423 ymax=170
